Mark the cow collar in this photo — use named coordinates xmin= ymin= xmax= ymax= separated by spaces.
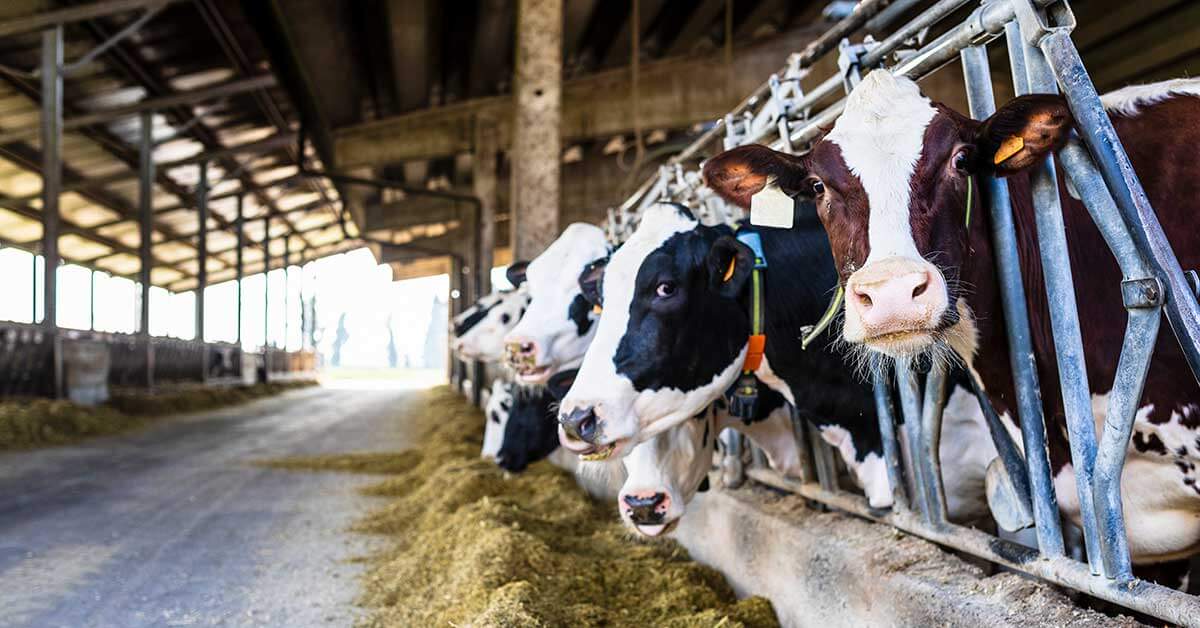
xmin=728 ymin=228 xmax=768 ymax=419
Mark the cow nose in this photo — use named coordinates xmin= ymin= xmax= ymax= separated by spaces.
xmin=848 ymin=267 xmax=940 ymax=334
xmin=559 ymin=407 xmax=599 ymax=444
xmin=504 ymin=336 xmax=539 ymax=365
xmin=622 ymin=491 xmax=669 ymax=525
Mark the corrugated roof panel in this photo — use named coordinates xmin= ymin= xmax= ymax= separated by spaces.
xmin=0 ymin=207 xmax=40 ymax=243
xmin=57 ymin=234 xmax=111 ymax=261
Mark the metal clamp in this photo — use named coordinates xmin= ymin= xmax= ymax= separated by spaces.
xmin=1186 ymin=270 xmax=1200 ymax=299
xmin=1120 ymin=277 xmax=1165 ymax=309
xmin=1009 ymin=0 xmax=1076 ymax=47
xmin=837 ymin=36 xmax=881 ymax=93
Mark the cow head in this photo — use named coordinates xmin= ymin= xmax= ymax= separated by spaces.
xmin=705 ymin=70 xmax=1072 ymax=368
xmin=481 ymin=379 xmax=514 ymax=460
xmin=452 ymin=288 xmax=530 ymax=361
xmin=618 ymin=409 xmax=715 ymax=537
xmin=495 ymin=370 xmax=576 ymax=472
xmin=558 ymin=204 xmax=750 ymax=460
xmin=503 ymin=223 xmax=609 ymax=384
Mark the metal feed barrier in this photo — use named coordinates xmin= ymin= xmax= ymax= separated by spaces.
xmin=604 ymin=0 xmax=1200 ymax=623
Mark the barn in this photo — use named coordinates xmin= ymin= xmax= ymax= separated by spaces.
xmin=0 ymin=0 xmax=1198 ymax=626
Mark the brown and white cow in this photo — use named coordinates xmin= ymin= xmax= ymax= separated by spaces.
xmin=704 ymin=71 xmax=1200 ymax=565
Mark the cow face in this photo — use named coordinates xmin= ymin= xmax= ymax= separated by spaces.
xmin=619 ymin=410 xmax=715 ymax=537
xmin=558 ymin=205 xmax=749 ymax=460
xmin=503 ymin=223 xmax=609 ymax=384
xmin=481 ymin=379 xmax=514 ymax=460
xmin=452 ymin=288 xmax=530 ymax=362
xmin=495 ymin=370 xmax=576 ymax=472
xmin=704 ymin=70 xmax=1071 ymax=367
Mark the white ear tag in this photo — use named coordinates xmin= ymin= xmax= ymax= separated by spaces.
xmin=749 ymin=183 xmax=794 ymax=229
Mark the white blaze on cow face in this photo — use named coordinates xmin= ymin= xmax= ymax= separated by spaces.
xmin=453 ymin=288 xmax=530 ymax=362
xmin=618 ymin=412 xmax=712 ymax=537
xmin=828 ymin=71 xmax=950 ymax=357
xmin=559 ymin=205 xmax=745 ymax=460
xmin=503 ymin=223 xmax=608 ymax=384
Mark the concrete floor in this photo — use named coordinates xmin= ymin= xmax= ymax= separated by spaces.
xmin=0 ymin=378 xmax=436 ymax=628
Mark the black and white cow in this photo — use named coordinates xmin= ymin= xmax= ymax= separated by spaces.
xmin=504 ymin=223 xmax=610 ymax=384
xmin=494 ymin=370 xmax=578 ymax=473
xmin=557 ymin=202 xmax=895 ymax=507
xmin=619 ymin=386 xmax=801 ymax=536
xmin=452 ymin=286 xmax=531 ymax=362
xmin=481 ymin=378 xmax=515 ymax=460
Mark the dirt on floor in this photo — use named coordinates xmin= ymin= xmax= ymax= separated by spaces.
xmin=266 ymin=385 xmax=779 ymax=628
xmin=0 ymin=381 xmax=314 ymax=451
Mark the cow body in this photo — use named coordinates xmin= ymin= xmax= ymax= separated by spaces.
xmin=707 ymin=72 xmax=1200 ymax=564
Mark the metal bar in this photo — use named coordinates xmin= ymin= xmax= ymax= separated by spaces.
xmin=89 ymin=269 xmax=95 ymax=331
xmin=0 ymin=0 xmax=187 ymax=38
xmin=788 ymin=402 xmax=818 ymax=486
xmin=61 ymin=4 xmax=165 ymax=76
xmin=1020 ymin=29 xmax=1102 ymax=573
xmin=744 ymin=467 xmax=1200 ymax=628
xmin=810 ymin=422 xmax=839 ymax=494
xmin=895 ymin=360 xmax=931 ymax=521
xmin=961 ymin=38 xmax=1065 ymax=557
xmin=860 ymin=0 xmax=974 ymax=68
xmin=30 ymin=251 xmax=37 ymax=323
xmin=1038 ymin=30 xmax=1200 ymax=385
xmin=282 ymin=236 xmax=289 ymax=351
xmin=263 ymin=217 xmax=270 ymax=351
xmin=41 ymin=26 xmax=62 ymax=333
xmin=196 ymin=161 xmax=208 ymax=344
xmin=795 ymin=0 xmax=898 ymax=68
xmin=235 ymin=194 xmax=244 ymax=347
xmin=720 ymin=428 xmax=746 ymax=489
xmin=872 ymin=368 xmax=909 ymax=512
xmin=919 ymin=360 xmax=950 ymax=525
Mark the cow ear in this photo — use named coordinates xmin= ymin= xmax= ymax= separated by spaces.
xmin=577 ymin=257 xmax=608 ymax=309
xmin=545 ymin=369 xmax=578 ymax=402
xmin=703 ymin=144 xmax=809 ymax=209
xmin=506 ymin=261 xmax=530 ymax=287
xmin=974 ymin=94 xmax=1073 ymax=176
xmin=707 ymin=235 xmax=754 ymax=299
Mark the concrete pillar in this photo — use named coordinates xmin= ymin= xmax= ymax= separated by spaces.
xmin=474 ymin=117 xmax=498 ymax=295
xmin=40 ymin=26 xmax=62 ymax=331
xmin=138 ymin=111 xmax=153 ymax=339
xmin=235 ymin=194 xmax=244 ymax=347
xmin=509 ymin=0 xmax=563 ymax=261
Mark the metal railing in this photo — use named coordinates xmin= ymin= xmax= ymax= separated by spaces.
xmin=604 ymin=0 xmax=1200 ymax=624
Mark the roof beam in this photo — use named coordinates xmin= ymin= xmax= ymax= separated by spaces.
xmin=0 ymin=75 xmax=278 ymax=147
xmin=333 ymin=27 xmax=821 ymax=168
xmin=0 ymin=0 xmax=189 ymax=38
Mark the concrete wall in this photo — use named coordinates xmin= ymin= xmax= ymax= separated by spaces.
xmin=674 ymin=486 xmax=1136 ymax=628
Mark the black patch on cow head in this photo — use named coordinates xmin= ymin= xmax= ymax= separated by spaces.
xmin=545 ymin=369 xmax=578 ymax=402
xmin=567 ymin=294 xmax=595 ymax=337
xmin=696 ymin=475 xmax=710 ymax=493
xmin=496 ymin=388 xmax=559 ymax=473
xmin=578 ymin=257 xmax=609 ymax=309
xmin=453 ymin=300 xmax=497 ymax=337
xmin=613 ymin=225 xmax=749 ymax=393
xmin=489 ymin=411 xmax=502 ymax=424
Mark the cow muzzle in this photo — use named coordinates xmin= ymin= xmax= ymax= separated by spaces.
xmin=620 ymin=490 xmax=676 ymax=537
xmin=845 ymin=257 xmax=947 ymax=356
xmin=557 ymin=405 xmax=628 ymax=461
xmin=503 ymin=336 xmax=553 ymax=383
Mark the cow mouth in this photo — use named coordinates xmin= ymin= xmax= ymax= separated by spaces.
xmin=863 ymin=328 xmax=935 ymax=356
xmin=513 ymin=364 xmax=552 ymax=384
xmin=579 ymin=442 xmax=617 ymax=461
xmin=631 ymin=519 xmax=679 ymax=538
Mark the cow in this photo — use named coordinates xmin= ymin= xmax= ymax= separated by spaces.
xmin=619 ymin=386 xmax=800 ymax=537
xmin=451 ymin=285 xmax=531 ymax=362
xmin=503 ymin=223 xmax=610 ymax=384
xmin=481 ymin=378 xmax=514 ymax=460
xmin=556 ymin=202 xmax=894 ymax=507
xmin=494 ymin=370 xmax=578 ymax=473
xmin=702 ymin=71 xmax=1200 ymax=566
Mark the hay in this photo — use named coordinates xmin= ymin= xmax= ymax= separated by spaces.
xmin=270 ymin=386 xmax=779 ymax=628
xmin=0 ymin=381 xmax=314 ymax=451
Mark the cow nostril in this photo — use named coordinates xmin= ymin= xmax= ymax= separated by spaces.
xmin=578 ymin=413 xmax=596 ymax=441
xmin=520 ymin=342 xmax=534 ymax=353
xmin=854 ymin=288 xmax=873 ymax=308
xmin=561 ymin=407 xmax=600 ymax=444
xmin=912 ymin=281 xmax=928 ymax=299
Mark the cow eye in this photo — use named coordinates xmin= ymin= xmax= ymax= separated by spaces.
xmin=810 ymin=179 xmax=825 ymax=195
xmin=656 ymin=281 xmax=677 ymax=298
xmin=500 ymin=313 xmax=511 ymax=324
xmin=953 ymin=150 xmax=970 ymax=172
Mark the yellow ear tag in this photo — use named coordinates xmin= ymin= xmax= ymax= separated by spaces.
xmin=723 ymin=258 xmax=736 ymax=282
xmin=592 ymin=304 xmax=603 ymax=314
xmin=993 ymin=135 xmax=1025 ymax=165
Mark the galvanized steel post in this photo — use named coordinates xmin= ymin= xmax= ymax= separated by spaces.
xmin=235 ymin=194 xmax=244 ymax=347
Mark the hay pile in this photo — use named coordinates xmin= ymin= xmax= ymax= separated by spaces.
xmin=270 ymin=386 xmax=778 ymax=628
xmin=0 ymin=381 xmax=314 ymax=451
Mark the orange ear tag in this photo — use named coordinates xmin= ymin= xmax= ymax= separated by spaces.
xmin=723 ymin=258 xmax=736 ymax=282
xmin=993 ymin=135 xmax=1025 ymax=164
xmin=592 ymin=304 xmax=603 ymax=314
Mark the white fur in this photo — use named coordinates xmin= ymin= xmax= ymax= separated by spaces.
xmin=820 ymin=425 xmax=892 ymax=509
xmin=564 ymin=205 xmax=748 ymax=450
xmin=503 ymin=223 xmax=608 ymax=376
xmin=1101 ymin=78 xmax=1200 ymax=117
xmin=754 ymin=356 xmax=795 ymax=406
xmin=825 ymin=70 xmax=936 ymax=265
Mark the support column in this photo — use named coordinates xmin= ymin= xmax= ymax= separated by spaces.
xmin=509 ymin=0 xmax=563 ymax=260
xmin=195 ymin=161 xmax=208 ymax=343
xmin=138 ymin=110 xmax=154 ymax=388
xmin=89 ymin=269 xmax=95 ymax=331
xmin=235 ymin=194 xmax=244 ymax=347
xmin=282 ymin=235 xmax=289 ymax=353
xmin=262 ymin=216 xmax=271 ymax=382
xmin=41 ymin=26 xmax=63 ymax=398
xmin=474 ymin=117 xmax=498 ymax=296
